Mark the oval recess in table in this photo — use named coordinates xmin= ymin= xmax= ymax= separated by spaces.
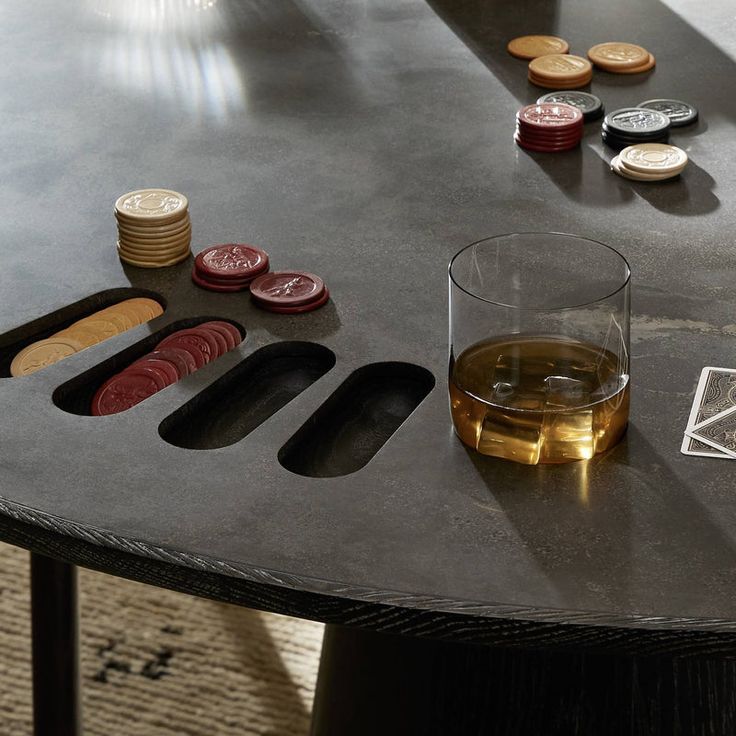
xmin=52 ymin=317 xmax=245 ymax=416
xmin=159 ymin=341 xmax=336 ymax=450
xmin=0 ymin=287 xmax=165 ymax=378
xmin=278 ymin=361 xmax=435 ymax=478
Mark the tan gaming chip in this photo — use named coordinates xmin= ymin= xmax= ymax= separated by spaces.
xmin=102 ymin=300 xmax=148 ymax=326
xmin=120 ymin=297 xmax=165 ymax=320
xmin=529 ymin=54 xmax=592 ymax=80
xmin=72 ymin=318 xmax=121 ymax=341
xmin=507 ymin=35 xmax=570 ymax=60
xmin=610 ymin=53 xmax=656 ymax=75
xmin=95 ymin=307 xmax=135 ymax=331
xmin=55 ymin=326 xmax=101 ymax=348
xmin=105 ymin=299 xmax=150 ymax=324
xmin=588 ymin=42 xmax=649 ymax=70
xmin=528 ymin=71 xmax=592 ymax=89
xmin=10 ymin=337 xmax=85 ymax=376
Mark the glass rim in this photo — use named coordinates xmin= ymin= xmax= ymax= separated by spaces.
xmin=448 ymin=231 xmax=631 ymax=312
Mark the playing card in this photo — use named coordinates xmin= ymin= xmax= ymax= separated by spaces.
xmin=680 ymin=367 xmax=736 ymax=458
xmin=687 ymin=405 xmax=736 ymax=458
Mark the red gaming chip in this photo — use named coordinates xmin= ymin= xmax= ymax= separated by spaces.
xmin=200 ymin=324 xmax=228 ymax=356
xmin=145 ymin=347 xmax=197 ymax=377
xmin=193 ymin=270 xmax=261 ymax=287
xmin=191 ymin=325 xmax=225 ymax=358
xmin=91 ymin=367 xmax=167 ymax=416
xmin=199 ymin=321 xmax=241 ymax=350
xmin=516 ymin=120 xmax=583 ymax=136
xmin=250 ymin=271 xmax=325 ymax=307
xmin=514 ymin=134 xmax=581 ymax=152
xmin=128 ymin=356 xmax=180 ymax=384
xmin=191 ymin=268 xmax=251 ymax=292
xmin=253 ymin=287 xmax=330 ymax=314
xmin=156 ymin=330 xmax=216 ymax=367
xmin=194 ymin=243 xmax=270 ymax=281
xmin=515 ymin=133 xmax=582 ymax=148
xmin=514 ymin=126 xmax=583 ymax=144
xmin=516 ymin=102 xmax=583 ymax=130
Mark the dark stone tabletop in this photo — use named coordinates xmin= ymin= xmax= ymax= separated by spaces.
xmin=1 ymin=0 xmax=736 ymax=645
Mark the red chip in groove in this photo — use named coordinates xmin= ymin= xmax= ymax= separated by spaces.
xmin=129 ymin=356 xmax=180 ymax=385
xmin=199 ymin=321 xmax=240 ymax=350
xmin=199 ymin=325 xmax=228 ymax=356
xmin=157 ymin=331 xmax=215 ymax=367
xmin=145 ymin=348 xmax=197 ymax=377
xmin=91 ymin=368 xmax=166 ymax=416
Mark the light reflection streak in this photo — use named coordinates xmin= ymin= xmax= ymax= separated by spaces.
xmin=577 ymin=459 xmax=589 ymax=506
xmin=85 ymin=0 xmax=245 ymax=122
xmin=89 ymin=0 xmax=220 ymax=32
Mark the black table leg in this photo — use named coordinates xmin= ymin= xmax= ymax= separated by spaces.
xmin=30 ymin=553 xmax=81 ymax=736
xmin=310 ymin=624 xmax=736 ymax=736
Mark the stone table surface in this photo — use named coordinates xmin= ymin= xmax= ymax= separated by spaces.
xmin=1 ymin=0 xmax=736 ymax=644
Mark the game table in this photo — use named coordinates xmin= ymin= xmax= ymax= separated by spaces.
xmin=1 ymin=0 xmax=736 ymax=733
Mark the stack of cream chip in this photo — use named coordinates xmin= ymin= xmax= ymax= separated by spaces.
xmin=115 ymin=188 xmax=191 ymax=268
xmin=610 ymin=143 xmax=688 ymax=182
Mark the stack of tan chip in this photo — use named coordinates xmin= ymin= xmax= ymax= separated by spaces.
xmin=115 ymin=188 xmax=191 ymax=268
xmin=10 ymin=298 xmax=163 ymax=376
xmin=528 ymin=54 xmax=593 ymax=89
xmin=587 ymin=42 xmax=655 ymax=74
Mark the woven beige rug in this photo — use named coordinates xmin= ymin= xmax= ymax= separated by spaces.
xmin=0 ymin=542 xmax=324 ymax=735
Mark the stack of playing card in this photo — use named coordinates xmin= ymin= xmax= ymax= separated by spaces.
xmin=681 ymin=367 xmax=736 ymax=459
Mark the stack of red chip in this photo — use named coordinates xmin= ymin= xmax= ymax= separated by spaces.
xmin=515 ymin=102 xmax=584 ymax=152
xmin=91 ymin=321 xmax=242 ymax=416
xmin=192 ymin=243 xmax=270 ymax=292
xmin=250 ymin=271 xmax=329 ymax=314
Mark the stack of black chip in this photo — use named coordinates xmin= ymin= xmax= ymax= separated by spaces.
xmin=602 ymin=107 xmax=671 ymax=150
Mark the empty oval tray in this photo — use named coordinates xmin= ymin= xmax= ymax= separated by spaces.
xmin=279 ymin=361 xmax=435 ymax=477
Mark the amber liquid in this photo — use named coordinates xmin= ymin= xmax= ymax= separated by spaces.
xmin=449 ymin=335 xmax=629 ymax=464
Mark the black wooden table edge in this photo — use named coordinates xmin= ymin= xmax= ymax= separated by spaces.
xmin=2 ymin=496 xmax=736 ymax=657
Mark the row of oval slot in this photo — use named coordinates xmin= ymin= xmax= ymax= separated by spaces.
xmin=51 ymin=317 xmax=435 ymax=477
